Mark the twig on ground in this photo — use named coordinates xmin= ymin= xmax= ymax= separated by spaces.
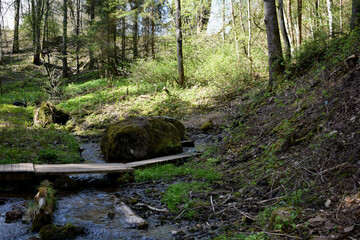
xmin=210 ymin=195 xmax=215 ymax=213
xmin=135 ymin=203 xmax=169 ymax=213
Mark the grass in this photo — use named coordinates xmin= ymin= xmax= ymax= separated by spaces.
xmin=134 ymin=160 xmax=221 ymax=182
xmin=162 ymin=181 xmax=211 ymax=217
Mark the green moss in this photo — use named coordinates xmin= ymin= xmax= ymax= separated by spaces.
xmin=39 ymin=224 xmax=85 ymax=239
xmin=101 ymin=117 xmax=182 ymax=162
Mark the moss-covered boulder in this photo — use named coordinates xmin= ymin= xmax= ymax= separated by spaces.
xmin=200 ymin=119 xmax=214 ymax=132
xmin=34 ymin=102 xmax=70 ymax=127
xmin=39 ymin=224 xmax=85 ymax=240
xmin=156 ymin=116 xmax=186 ymax=140
xmin=100 ymin=116 xmax=183 ymax=162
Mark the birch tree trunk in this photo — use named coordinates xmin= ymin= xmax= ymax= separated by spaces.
xmin=350 ymin=0 xmax=360 ymax=30
xmin=222 ymin=0 xmax=225 ymax=41
xmin=326 ymin=0 xmax=334 ymax=37
xmin=62 ymin=0 xmax=68 ymax=77
xmin=12 ymin=0 xmax=20 ymax=53
xmin=278 ymin=0 xmax=291 ymax=60
xmin=175 ymin=0 xmax=185 ymax=86
xmin=264 ymin=0 xmax=284 ymax=90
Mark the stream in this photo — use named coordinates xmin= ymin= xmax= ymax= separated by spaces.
xmin=0 ymin=136 xmax=215 ymax=240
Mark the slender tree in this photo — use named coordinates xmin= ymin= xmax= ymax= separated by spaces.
xmin=12 ymin=0 xmax=21 ymax=53
xmin=62 ymin=0 xmax=68 ymax=77
xmin=327 ymin=0 xmax=334 ymax=37
xmin=278 ymin=0 xmax=291 ymax=60
xmin=88 ymin=0 xmax=96 ymax=69
xmin=32 ymin=0 xmax=45 ymax=65
xmin=351 ymin=0 xmax=360 ymax=30
xmin=175 ymin=0 xmax=185 ymax=86
xmin=222 ymin=0 xmax=225 ymax=41
xmin=264 ymin=0 xmax=284 ymax=90
xmin=132 ymin=2 xmax=139 ymax=59
xmin=0 ymin=0 xmax=2 ymax=65
xmin=76 ymin=0 xmax=80 ymax=74
xmin=229 ymin=0 xmax=240 ymax=60
xmin=297 ymin=0 xmax=302 ymax=45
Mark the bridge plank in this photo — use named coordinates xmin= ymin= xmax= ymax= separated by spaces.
xmin=34 ymin=163 xmax=134 ymax=175
xmin=126 ymin=153 xmax=201 ymax=168
xmin=0 ymin=153 xmax=201 ymax=177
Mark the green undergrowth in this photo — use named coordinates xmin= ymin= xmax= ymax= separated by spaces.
xmin=134 ymin=159 xmax=221 ymax=182
xmin=218 ymin=30 xmax=360 ymax=237
xmin=0 ymin=104 xmax=81 ymax=164
xmin=162 ymin=181 xmax=211 ymax=219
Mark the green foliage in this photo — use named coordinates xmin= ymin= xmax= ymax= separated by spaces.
xmin=162 ymin=181 xmax=211 ymax=214
xmin=134 ymin=161 xmax=221 ymax=182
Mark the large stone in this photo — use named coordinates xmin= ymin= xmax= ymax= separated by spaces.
xmin=34 ymin=102 xmax=70 ymax=127
xmin=100 ymin=116 xmax=183 ymax=162
xmin=39 ymin=224 xmax=85 ymax=240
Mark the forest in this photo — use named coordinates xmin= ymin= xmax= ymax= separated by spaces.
xmin=0 ymin=0 xmax=360 ymax=239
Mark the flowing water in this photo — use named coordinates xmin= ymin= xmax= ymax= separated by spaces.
xmin=0 ymin=140 xmax=182 ymax=240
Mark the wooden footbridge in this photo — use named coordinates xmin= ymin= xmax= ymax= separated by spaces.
xmin=0 ymin=153 xmax=200 ymax=181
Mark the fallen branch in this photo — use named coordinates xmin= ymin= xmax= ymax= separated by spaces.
xmin=135 ymin=203 xmax=169 ymax=213
xmin=319 ymin=163 xmax=349 ymax=175
xmin=210 ymin=195 xmax=215 ymax=213
xmin=115 ymin=202 xmax=148 ymax=229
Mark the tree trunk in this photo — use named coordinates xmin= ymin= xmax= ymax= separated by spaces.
xmin=62 ymin=0 xmax=68 ymax=77
xmin=278 ymin=0 xmax=291 ymax=60
xmin=229 ymin=0 xmax=240 ymax=60
xmin=264 ymin=0 xmax=285 ymax=90
xmin=351 ymin=0 xmax=360 ymax=30
xmin=33 ymin=0 xmax=44 ymax=65
xmin=340 ymin=0 xmax=343 ymax=32
xmin=76 ymin=0 xmax=80 ymax=74
xmin=42 ymin=0 xmax=49 ymax=54
xmin=297 ymin=0 xmax=302 ymax=45
xmin=121 ymin=14 xmax=126 ymax=61
xmin=247 ymin=0 xmax=253 ymax=77
xmin=326 ymin=0 xmax=334 ymax=37
xmin=12 ymin=0 xmax=21 ymax=53
xmin=222 ymin=0 xmax=225 ymax=41
xmin=133 ymin=7 xmax=138 ymax=59
xmin=151 ymin=5 xmax=155 ymax=58
xmin=175 ymin=0 xmax=185 ymax=86
xmin=107 ymin=3 xmax=117 ymax=75
xmin=288 ymin=0 xmax=296 ymax=48
xmin=0 ymin=0 xmax=3 ymax=65
xmin=88 ymin=0 xmax=95 ymax=69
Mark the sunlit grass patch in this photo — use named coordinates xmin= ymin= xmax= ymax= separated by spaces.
xmin=0 ymin=80 xmax=45 ymax=105
xmin=134 ymin=161 xmax=221 ymax=182
xmin=162 ymin=181 xmax=211 ymax=214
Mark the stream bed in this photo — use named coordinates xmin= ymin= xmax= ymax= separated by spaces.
xmin=0 ymin=138 xmax=214 ymax=240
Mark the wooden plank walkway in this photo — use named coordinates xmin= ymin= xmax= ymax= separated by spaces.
xmin=34 ymin=163 xmax=133 ymax=175
xmin=0 ymin=153 xmax=200 ymax=180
